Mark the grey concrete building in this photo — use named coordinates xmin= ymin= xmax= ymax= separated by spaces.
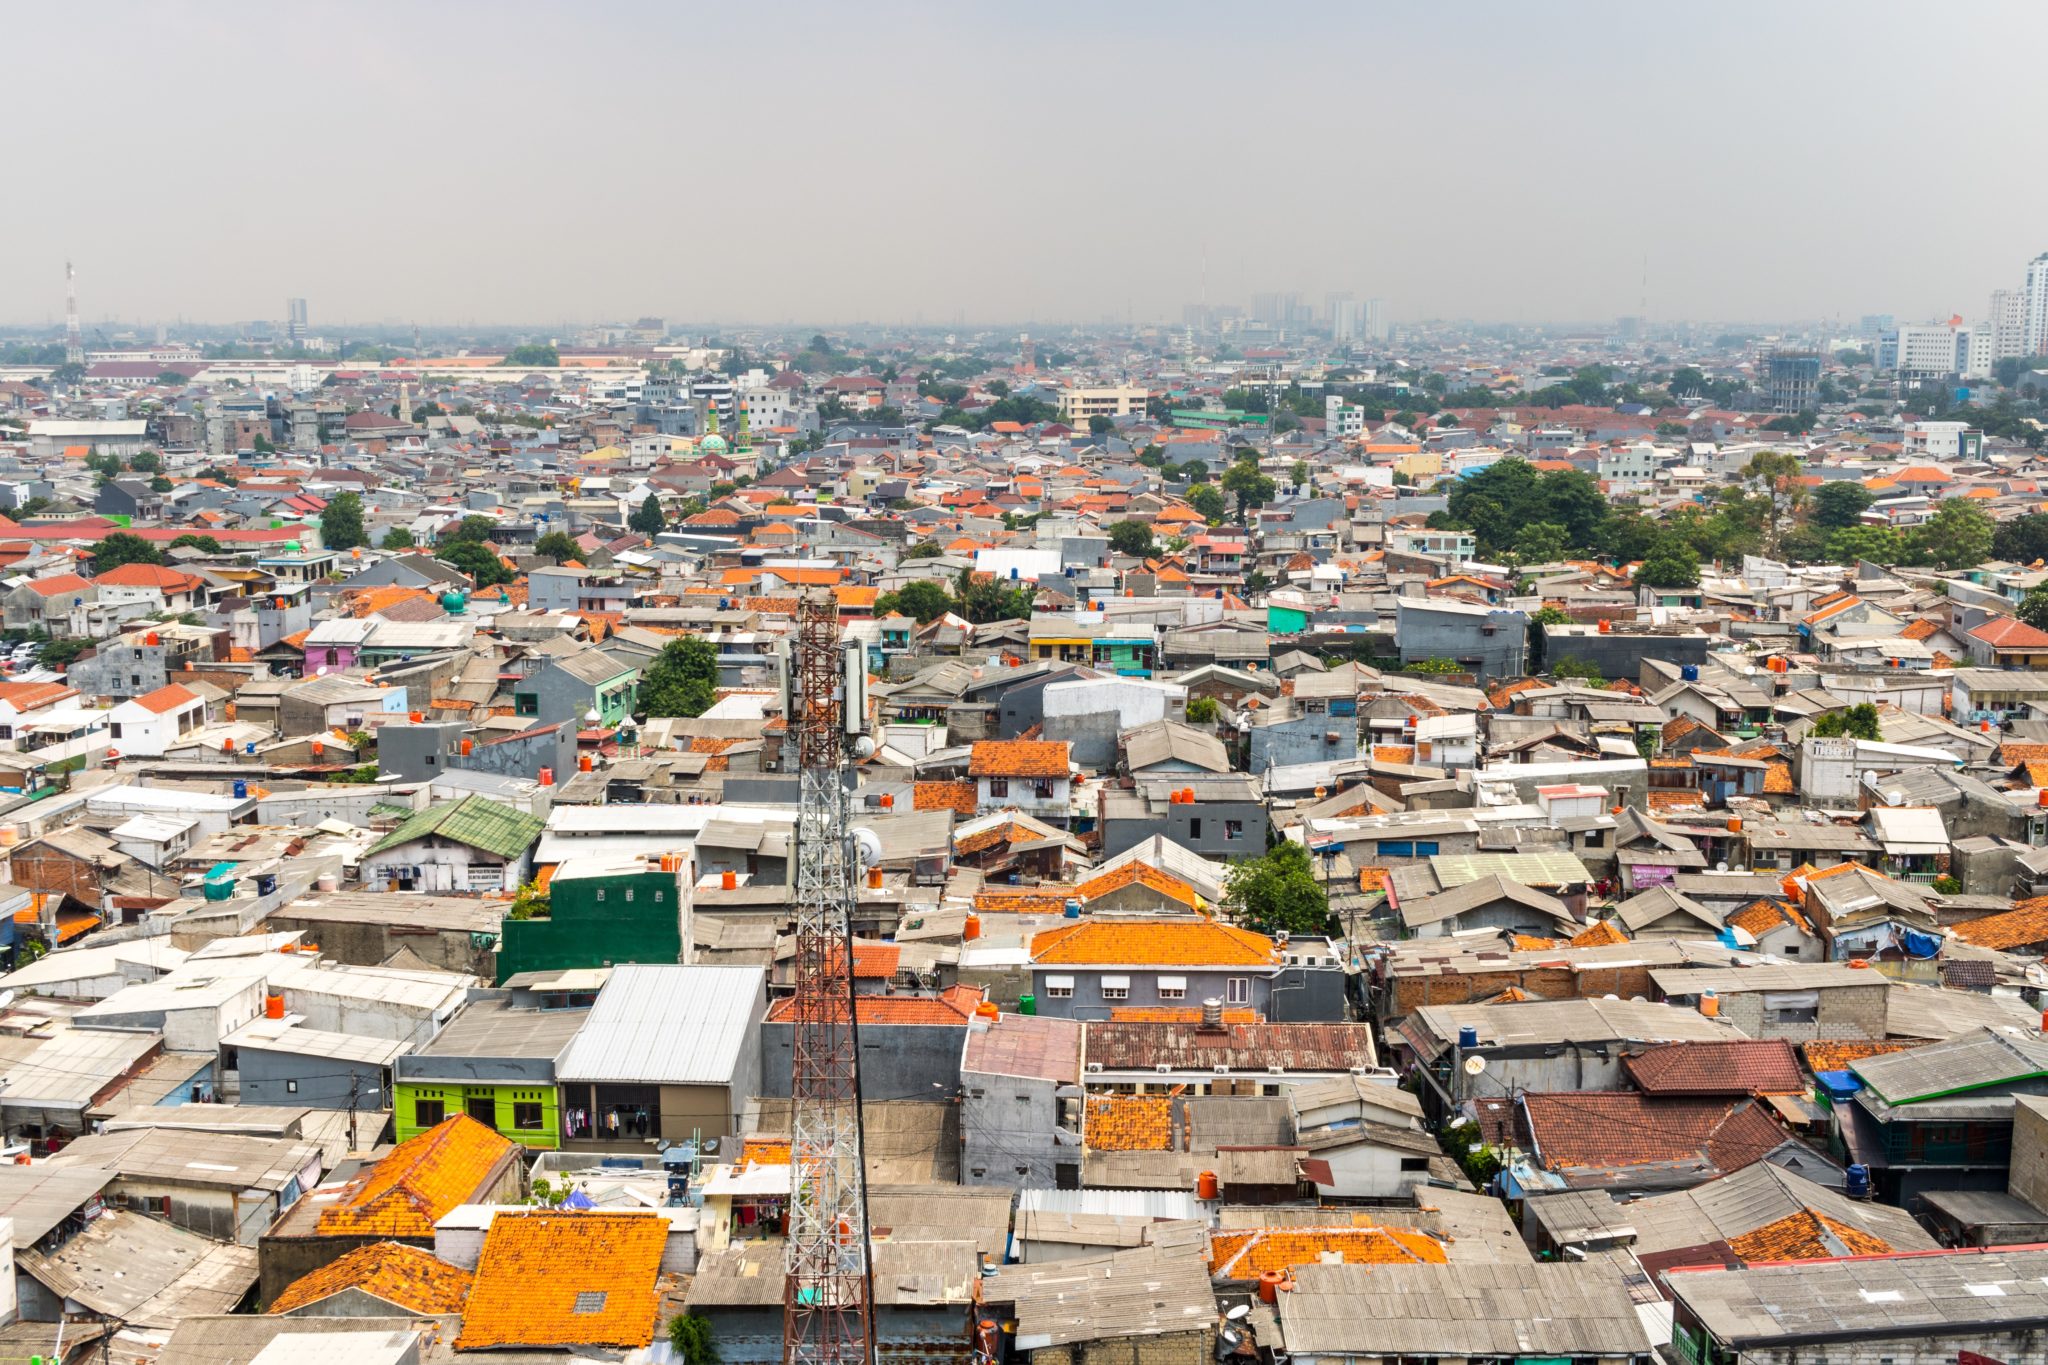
xmin=1099 ymin=775 xmax=1267 ymax=860
xmin=221 ymin=1016 xmax=411 ymax=1112
xmin=1395 ymin=596 xmax=1527 ymax=679
xmin=958 ymin=1012 xmax=1084 ymax=1189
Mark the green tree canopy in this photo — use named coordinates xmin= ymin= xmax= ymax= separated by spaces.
xmin=1437 ymin=458 xmax=1611 ymax=560
xmin=128 ymin=450 xmax=162 ymax=474
xmin=1810 ymin=480 xmax=1876 ymax=530
xmin=168 ymin=533 xmax=222 ymax=554
xmin=438 ymin=539 xmax=513 ymax=588
xmin=1636 ymin=539 xmax=1701 ymax=589
xmin=533 ymin=530 xmax=582 ymax=564
xmin=320 ymin=490 xmax=367 ymax=551
xmin=954 ymin=568 xmax=1035 ymax=624
xmin=630 ymin=494 xmax=667 ymax=536
xmin=442 ymin=515 xmax=499 ymax=546
xmin=902 ymin=540 xmax=944 ymax=561
xmin=1810 ymin=703 xmax=1882 ymax=741
xmin=380 ymin=527 xmax=416 ymax=550
xmin=1187 ymin=484 xmax=1227 ymax=523
xmin=88 ymin=531 xmax=163 ymax=571
xmin=1995 ymin=513 xmax=2048 ymax=565
xmin=1512 ymin=521 xmax=1570 ymax=565
xmin=642 ymin=636 xmax=720 ymax=718
xmin=1221 ymin=458 xmax=1276 ymax=525
xmin=1225 ymin=841 xmax=1333 ymax=938
xmin=502 ymin=343 xmax=560 ymax=367
xmin=877 ymin=580 xmax=955 ymax=623
xmin=1107 ymin=521 xmax=1155 ymax=558
xmin=1909 ymin=500 xmax=1993 ymax=570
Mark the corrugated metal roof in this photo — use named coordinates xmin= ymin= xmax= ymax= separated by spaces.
xmin=554 ymin=964 xmax=765 ymax=1085
xmin=364 ymin=795 xmax=544 ymax=862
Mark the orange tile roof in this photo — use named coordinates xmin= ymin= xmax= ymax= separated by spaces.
xmin=1568 ymin=919 xmax=1629 ymax=948
xmin=1727 ymin=1209 xmax=1892 ymax=1262
xmin=1108 ymin=1006 xmax=1261 ymax=1024
xmin=1085 ymin=1094 xmax=1175 ymax=1151
xmin=1209 ymin=1226 xmax=1447 ymax=1278
xmin=316 ymin=1116 xmax=517 ymax=1239
xmin=349 ymin=585 xmax=437 ymax=619
xmin=1801 ymin=1040 xmax=1917 ymax=1072
xmin=972 ymin=889 xmax=1073 ymax=915
xmin=1727 ymin=898 xmax=1812 ymax=938
xmin=2002 ymin=743 xmax=2048 ymax=767
xmin=0 ymin=681 xmax=76 ymax=711
xmin=128 ymin=683 xmax=199 ymax=715
xmin=913 ymin=780 xmax=978 ymax=817
xmin=1951 ymin=897 xmax=2048 ymax=951
xmin=454 ymin=1211 xmax=667 ymax=1351
xmin=1357 ymin=867 xmax=1391 ymax=894
xmin=1029 ymin=920 xmax=1277 ymax=967
xmin=740 ymin=1137 xmax=791 ymax=1166
xmin=1512 ymin=935 xmax=1558 ymax=950
xmin=1075 ymin=861 xmax=1200 ymax=910
xmin=268 ymin=1240 xmax=472 ymax=1316
xmin=968 ymin=739 xmax=1070 ymax=778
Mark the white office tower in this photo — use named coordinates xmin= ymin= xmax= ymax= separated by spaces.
xmin=2024 ymin=254 xmax=2048 ymax=356
xmin=1990 ymin=288 xmax=2025 ymax=360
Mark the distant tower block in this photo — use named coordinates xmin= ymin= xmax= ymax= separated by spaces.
xmin=287 ymin=298 xmax=308 ymax=343
xmin=1765 ymin=349 xmax=1821 ymax=413
xmin=64 ymin=261 xmax=83 ymax=367
xmin=1018 ymin=332 xmax=1036 ymax=374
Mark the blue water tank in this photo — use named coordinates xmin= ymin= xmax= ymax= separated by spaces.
xmin=1681 ymin=664 xmax=1700 ymax=682
xmin=1457 ymin=1025 xmax=1479 ymax=1049
xmin=1009 ymin=567 xmax=1019 ymax=580
xmin=233 ymin=779 xmax=248 ymax=799
xmin=1846 ymin=1164 xmax=1871 ymax=1199
xmin=1063 ymin=899 xmax=1082 ymax=919
xmin=256 ymin=873 xmax=277 ymax=897
xmin=244 ymin=742 xmax=257 ymax=755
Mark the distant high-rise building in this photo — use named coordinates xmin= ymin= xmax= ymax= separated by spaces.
xmin=1363 ymin=298 xmax=1387 ymax=341
xmin=286 ymin=297 xmax=308 ymax=343
xmin=2024 ymin=254 xmax=2048 ymax=356
xmin=1989 ymin=288 xmax=2025 ymax=360
xmin=1764 ymin=349 xmax=1821 ymax=412
xmin=1878 ymin=322 xmax=1968 ymax=381
xmin=1330 ymin=298 xmax=1362 ymax=343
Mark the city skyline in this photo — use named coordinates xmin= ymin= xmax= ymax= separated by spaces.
xmin=7 ymin=0 xmax=2048 ymax=329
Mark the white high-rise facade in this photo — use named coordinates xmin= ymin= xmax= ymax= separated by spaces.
xmin=1990 ymin=288 xmax=2025 ymax=360
xmin=2024 ymin=253 xmax=2048 ymax=356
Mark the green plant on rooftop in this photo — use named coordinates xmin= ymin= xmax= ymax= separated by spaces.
xmin=380 ymin=528 xmax=415 ymax=551
xmin=508 ymin=879 xmax=551 ymax=921
xmin=1550 ymin=656 xmax=1603 ymax=683
xmin=1106 ymin=521 xmax=1154 ymax=558
xmin=87 ymin=532 xmax=162 ymax=572
xmin=642 ymin=635 xmax=719 ymax=719
xmin=1809 ymin=703 xmax=1881 ymax=741
xmin=1402 ymin=657 xmax=1460 ymax=674
xmin=667 ymin=1313 xmax=719 ymax=1365
xmin=1185 ymin=696 xmax=1220 ymax=725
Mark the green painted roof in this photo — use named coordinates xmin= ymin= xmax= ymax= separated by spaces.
xmin=364 ymin=795 xmax=545 ymax=862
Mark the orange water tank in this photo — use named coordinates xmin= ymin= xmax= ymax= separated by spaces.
xmin=1257 ymin=1270 xmax=1284 ymax=1303
xmin=880 ymin=793 xmax=895 ymax=809
xmin=460 ymin=737 xmax=474 ymax=756
xmin=264 ymin=994 xmax=285 ymax=1020
xmin=409 ymin=711 xmax=424 ymax=723
xmin=964 ymin=914 xmax=982 ymax=941
xmin=310 ymin=740 xmax=325 ymax=758
xmin=1196 ymin=1170 xmax=1219 ymax=1200
xmin=578 ymin=754 xmax=594 ymax=773
xmin=721 ymin=870 xmax=737 ymax=890
xmin=538 ymin=767 xmax=554 ymax=787
xmin=867 ymin=867 xmax=883 ymax=889
xmin=1597 ymin=619 xmax=1611 ymax=634
xmin=1727 ymin=817 xmax=1742 ymax=833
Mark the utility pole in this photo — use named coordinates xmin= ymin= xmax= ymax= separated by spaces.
xmin=347 ymin=1073 xmax=361 ymax=1155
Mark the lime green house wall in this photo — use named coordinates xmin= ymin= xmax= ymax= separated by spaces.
xmin=495 ymin=866 xmax=684 ymax=985
xmin=393 ymin=1081 xmax=562 ymax=1150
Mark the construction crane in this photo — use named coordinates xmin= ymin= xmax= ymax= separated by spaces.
xmin=64 ymin=261 xmax=83 ymax=368
xmin=783 ymin=589 xmax=875 ymax=1365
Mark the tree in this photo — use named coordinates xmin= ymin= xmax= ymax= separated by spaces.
xmin=380 ymin=527 xmax=416 ymax=550
xmin=1551 ymin=656 xmax=1604 ymax=683
xmin=1636 ymin=539 xmax=1701 ymax=590
xmin=533 ymin=530 xmax=582 ymax=564
xmin=155 ymin=370 xmax=189 ymax=387
xmin=88 ymin=532 xmax=163 ymax=571
xmin=39 ymin=636 xmax=93 ymax=668
xmin=502 ymin=343 xmax=560 ymax=368
xmin=1824 ymin=525 xmax=1902 ymax=565
xmin=196 ymin=464 xmax=238 ymax=486
xmin=149 ymin=475 xmax=174 ymax=493
xmin=1532 ymin=605 xmax=1572 ymax=625
xmin=876 ymin=580 xmax=955 ymax=623
xmin=1177 ymin=459 xmax=1209 ymax=484
xmin=2018 ymin=587 xmax=2048 ymax=633
xmin=1742 ymin=451 xmax=1807 ymax=556
xmin=1088 ymin=415 xmax=1115 ymax=435
xmin=442 ymin=514 xmax=499 ymax=545
xmin=1811 ymin=481 xmax=1876 ymax=530
xmin=1221 ymin=458 xmax=1275 ymax=526
xmin=642 ymin=636 xmax=720 ymax=718
xmin=168 ymin=533 xmax=223 ymax=554
xmin=1909 ymin=500 xmax=1993 ymax=570
xmin=1511 ymin=521 xmax=1570 ymax=565
xmin=1995 ymin=513 xmax=2048 ymax=565
xmin=954 ymin=568 xmax=1035 ymax=624
xmin=1185 ymin=696 xmax=1220 ymax=724
xmin=128 ymin=450 xmax=162 ymax=474
xmin=1224 ymin=841 xmax=1332 ymax=938
xmin=1187 ymin=484 xmax=1227 ymax=524
xmin=630 ymin=494 xmax=666 ymax=536
xmin=320 ymin=491 xmax=367 ymax=552
xmin=1810 ymin=703 xmax=1882 ymax=741
xmin=1291 ymin=460 xmax=1311 ymax=489
xmin=1656 ymin=421 xmax=1691 ymax=437
xmin=1107 ymin=521 xmax=1155 ymax=558
xmin=902 ymin=540 xmax=944 ymax=561
xmin=667 ymin=1313 xmax=720 ymax=1365
xmin=438 ymin=540 xmax=513 ymax=588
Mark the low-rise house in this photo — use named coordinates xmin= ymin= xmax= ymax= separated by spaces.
xmin=1510 ymin=1090 xmax=1807 ymax=1196
xmin=959 ymin=1011 xmax=1085 ymax=1189
xmin=494 ymin=854 xmax=691 ymax=983
xmin=1649 ymin=962 xmax=1892 ymax=1041
xmin=454 ymin=1210 xmax=668 ymax=1354
xmin=360 ymin=794 xmax=545 ymax=893
xmin=1837 ymin=1026 xmax=2048 ymax=1203
xmin=106 ymin=682 xmax=206 ymax=758
xmin=1026 ymin=920 xmax=1343 ymax=1022
xmin=47 ymin=1126 xmax=323 ymax=1246
xmin=1396 ymin=874 xmax=1580 ymax=940
xmin=266 ymin=1239 xmax=473 ymax=1317
xmin=394 ymin=996 xmax=590 ymax=1150
xmin=1278 ymin=1262 xmax=1651 ymax=1365
xmin=690 ymin=1237 xmax=982 ymax=1365
xmin=981 ymin=1243 xmax=1217 ymax=1365
xmin=969 ymin=738 xmax=1072 ymax=823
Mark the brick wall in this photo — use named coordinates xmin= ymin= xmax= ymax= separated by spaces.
xmin=2011 ymin=1097 xmax=2048 ymax=1212
xmin=1033 ymin=1329 xmax=1214 ymax=1365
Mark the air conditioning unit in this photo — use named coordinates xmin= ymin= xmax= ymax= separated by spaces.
xmin=1212 ymin=1064 xmax=1230 ymax=1075
xmin=1154 ymin=1063 xmax=1173 ymax=1074
xmin=1085 ymin=1062 xmax=1103 ymax=1074
xmin=1267 ymin=1066 xmax=1285 ymax=1076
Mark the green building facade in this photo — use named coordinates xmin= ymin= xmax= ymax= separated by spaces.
xmin=495 ymin=860 xmax=686 ymax=985
xmin=393 ymin=1081 xmax=562 ymax=1150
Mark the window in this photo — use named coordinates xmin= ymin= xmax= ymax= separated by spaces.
xmin=1378 ymin=840 xmax=1413 ymax=858
xmin=1226 ymin=977 xmax=1250 ymax=1005
xmin=595 ymin=889 xmax=605 ymax=902
xmin=415 ymin=1097 xmax=446 ymax=1127
xmin=1414 ymin=840 xmax=1439 ymax=856
xmin=110 ymin=722 xmax=123 ymax=739
xmin=989 ymin=777 xmax=1009 ymax=797
xmin=1400 ymin=1157 xmax=1431 ymax=1172
xmin=572 ymin=1291 xmax=608 ymax=1314
xmin=466 ymin=1094 xmax=495 ymax=1125
xmin=516 ymin=693 xmax=539 ymax=716
xmin=623 ymin=888 xmax=634 ymax=903
xmin=1046 ymin=975 xmax=1075 ymax=999
xmin=1189 ymin=818 xmax=1203 ymax=839
xmin=1224 ymin=820 xmax=1243 ymax=841
xmin=1158 ymin=975 xmax=1187 ymax=1000
xmin=1033 ymin=778 xmax=1055 ymax=799
xmin=513 ymin=1102 xmax=544 ymax=1130
xmin=285 ymin=1079 xmax=298 ymax=1094
xmin=1101 ymin=974 xmax=1130 ymax=1001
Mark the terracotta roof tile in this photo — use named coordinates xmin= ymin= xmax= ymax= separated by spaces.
xmin=1209 ymin=1226 xmax=1447 ymax=1278
xmin=316 ymin=1115 xmax=517 ymax=1238
xmin=1727 ymin=1209 xmax=1893 ymax=1262
xmin=1621 ymin=1040 xmax=1805 ymax=1097
xmin=1950 ymin=897 xmax=2048 ymax=951
xmin=1108 ymin=1006 xmax=1261 ymax=1024
xmin=1029 ymin=920 xmax=1278 ymax=968
xmin=1800 ymin=1040 xmax=1917 ymax=1073
xmin=1569 ymin=919 xmax=1629 ymax=948
xmin=1075 ymin=862 xmax=1200 ymax=910
xmin=740 ymin=1137 xmax=791 ymax=1166
xmin=268 ymin=1240 xmax=472 ymax=1316
xmin=968 ymin=739 xmax=1070 ymax=778
xmin=454 ymin=1211 xmax=667 ymax=1351
xmin=914 ymin=780 xmax=978 ymax=817
xmin=972 ymin=889 xmax=1071 ymax=915
xmin=1518 ymin=1093 xmax=1787 ymax=1183
xmin=1085 ymin=1094 xmax=1175 ymax=1151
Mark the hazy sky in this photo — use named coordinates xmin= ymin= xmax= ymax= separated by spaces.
xmin=10 ymin=0 xmax=2048 ymax=330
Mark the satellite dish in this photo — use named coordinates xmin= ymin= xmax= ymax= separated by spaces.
xmin=1225 ymin=1305 xmax=1251 ymax=1322
xmin=852 ymin=735 xmax=877 ymax=759
xmin=853 ymin=827 xmax=883 ymax=868
xmin=1463 ymin=1054 xmax=1488 ymax=1077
